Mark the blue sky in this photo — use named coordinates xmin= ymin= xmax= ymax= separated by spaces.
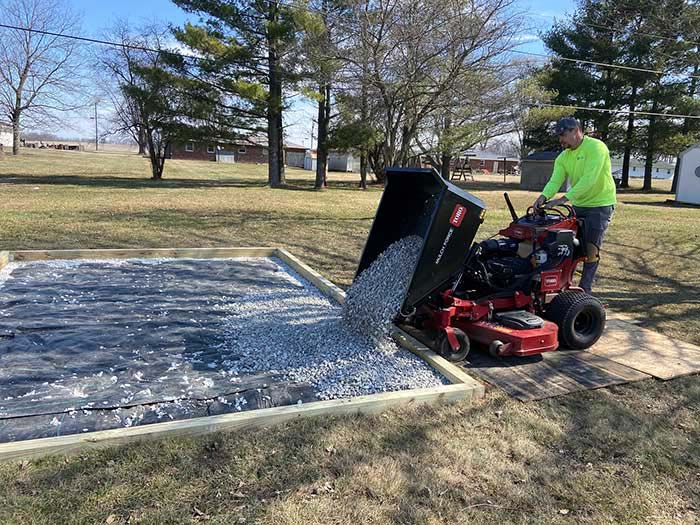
xmin=67 ymin=0 xmax=576 ymax=144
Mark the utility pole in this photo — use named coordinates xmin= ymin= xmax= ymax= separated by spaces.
xmin=94 ymin=103 xmax=98 ymax=152
xmin=89 ymin=102 xmax=99 ymax=152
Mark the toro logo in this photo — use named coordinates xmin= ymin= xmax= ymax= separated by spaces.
xmin=450 ymin=205 xmax=467 ymax=227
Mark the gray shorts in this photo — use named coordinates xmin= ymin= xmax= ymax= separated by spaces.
xmin=573 ymin=205 xmax=614 ymax=248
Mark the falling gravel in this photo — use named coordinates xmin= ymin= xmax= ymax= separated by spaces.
xmin=342 ymin=236 xmax=423 ymax=341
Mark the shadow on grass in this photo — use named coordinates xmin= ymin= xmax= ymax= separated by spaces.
xmin=4 ymin=376 xmax=698 ymax=523
xmin=621 ymin=200 xmax=700 ymax=209
xmin=0 ymin=173 xmax=381 ymax=192
xmin=600 ymin=239 xmax=700 ymax=337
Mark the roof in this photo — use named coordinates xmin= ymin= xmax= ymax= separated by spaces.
xmin=462 ymin=149 xmax=520 ymax=162
xmin=0 ymin=122 xmax=12 ymax=131
xmin=523 ymin=150 xmax=560 ymax=161
xmin=610 ymin=156 xmax=675 ymax=170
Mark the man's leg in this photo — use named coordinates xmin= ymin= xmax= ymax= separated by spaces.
xmin=575 ymin=206 xmax=614 ymax=294
xmin=580 ymin=242 xmax=600 ymax=294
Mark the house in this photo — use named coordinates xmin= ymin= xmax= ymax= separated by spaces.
xmin=610 ymin=156 xmax=675 ymax=179
xmin=519 ymin=150 xmax=570 ymax=192
xmin=0 ymin=122 xmax=12 ymax=150
xmin=169 ymin=136 xmax=306 ymax=164
xmin=675 ymin=144 xmax=700 ymax=205
xmin=460 ymin=150 xmax=520 ymax=174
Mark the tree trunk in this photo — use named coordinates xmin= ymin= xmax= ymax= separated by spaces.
xmin=138 ymin=127 xmax=147 ymax=155
xmin=359 ymin=152 xmax=368 ymax=189
xmin=267 ymin=3 xmax=285 ymax=188
xmin=643 ymin=101 xmax=658 ymax=192
xmin=440 ymin=153 xmax=451 ymax=180
xmin=12 ymin=111 xmax=21 ymax=155
xmin=315 ymin=83 xmax=330 ymax=190
xmin=621 ymin=85 xmax=637 ymax=188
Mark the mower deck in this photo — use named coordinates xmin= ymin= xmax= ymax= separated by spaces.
xmin=454 ymin=318 xmax=559 ymax=357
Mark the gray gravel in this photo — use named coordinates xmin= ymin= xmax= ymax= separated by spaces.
xmin=219 ymin=247 xmax=446 ymax=400
xmin=342 ymin=235 xmax=423 ymax=341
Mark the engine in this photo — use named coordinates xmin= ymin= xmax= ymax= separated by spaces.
xmin=459 ymin=226 xmax=578 ymax=295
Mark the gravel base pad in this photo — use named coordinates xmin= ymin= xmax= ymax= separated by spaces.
xmin=0 ymin=256 xmax=446 ymax=442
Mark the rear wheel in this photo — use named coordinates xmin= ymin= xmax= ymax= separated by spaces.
xmin=545 ymin=291 xmax=606 ymax=349
xmin=437 ymin=328 xmax=470 ymax=362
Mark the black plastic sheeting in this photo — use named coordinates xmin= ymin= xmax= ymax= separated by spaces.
xmin=0 ymin=258 xmax=317 ymax=443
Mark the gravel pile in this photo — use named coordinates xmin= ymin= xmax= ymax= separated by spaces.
xmin=342 ymin=236 xmax=423 ymax=341
xmin=219 ymin=248 xmax=445 ymax=400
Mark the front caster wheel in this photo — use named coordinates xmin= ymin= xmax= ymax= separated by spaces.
xmin=489 ymin=340 xmax=505 ymax=357
xmin=437 ymin=328 xmax=470 ymax=362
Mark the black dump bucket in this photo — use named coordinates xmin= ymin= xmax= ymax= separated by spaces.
xmin=356 ymin=167 xmax=487 ymax=312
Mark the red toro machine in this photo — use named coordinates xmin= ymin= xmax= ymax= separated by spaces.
xmin=355 ymin=167 xmax=606 ymax=361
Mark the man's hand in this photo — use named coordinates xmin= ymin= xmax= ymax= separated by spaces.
xmin=533 ymin=194 xmax=547 ymax=210
xmin=546 ymin=196 xmax=569 ymax=208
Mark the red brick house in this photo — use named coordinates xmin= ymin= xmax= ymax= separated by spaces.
xmin=169 ymin=136 xmax=306 ymax=164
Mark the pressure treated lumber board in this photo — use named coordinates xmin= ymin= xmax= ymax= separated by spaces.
xmin=0 ymin=384 xmax=476 ymax=462
xmin=11 ymin=247 xmax=277 ymax=262
xmin=0 ymin=251 xmax=9 ymax=270
xmin=587 ymin=319 xmax=700 ymax=380
xmin=0 ymin=247 xmax=484 ymax=461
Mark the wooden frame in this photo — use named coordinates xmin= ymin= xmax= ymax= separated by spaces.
xmin=0 ymin=247 xmax=483 ymax=461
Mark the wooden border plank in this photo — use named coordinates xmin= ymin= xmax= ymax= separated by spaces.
xmin=0 ymin=384 xmax=475 ymax=462
xmin=11 ymin=247 xmax=277 ymax=262
xmin=0 ymin=251 xmax=10 ymax=271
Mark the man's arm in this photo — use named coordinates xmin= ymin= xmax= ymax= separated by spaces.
xmin=541 ymin=155 xmax=567 ymax=201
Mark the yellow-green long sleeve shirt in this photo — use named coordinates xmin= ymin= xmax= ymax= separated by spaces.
xmin=541 ymin=136 xmax=617 ymax=207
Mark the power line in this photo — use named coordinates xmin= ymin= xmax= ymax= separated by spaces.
xmin=534 ymin=102 xmax=700 ymax=120
xmin=529 ymin=12 xmax=700 ymax=50
xmin=0 ymin=22 xmax=201 ymax=61
xmin=2 ymin=18 xmax=700 ymax=82
xmin=510 ymin=48 xmax=700 ymax=80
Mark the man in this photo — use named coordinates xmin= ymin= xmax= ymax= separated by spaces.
xmin=532 ymin=117 xmax=616 ymax=294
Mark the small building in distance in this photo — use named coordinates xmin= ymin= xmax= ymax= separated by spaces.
xmin=675 ymin=144 xmax=700 ymax=205
xmin=169 ymin=136 xmax=306 ymax=164
xmin=519 ymin=150 xmax=570 ymax=192
xmin=0 ymin=122 xmax=13 ymax=150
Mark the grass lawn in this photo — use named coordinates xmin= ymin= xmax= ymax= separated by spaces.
xmin=0 ymin=149 xmax=698 ymax=524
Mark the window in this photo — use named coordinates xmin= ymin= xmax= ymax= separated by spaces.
xmin=479 ymin=159 xmax=485 ymax=167
xmin=238 ymin=146 xmax=247 ymax=154
xmin=656 ymin=167 xmax=659 ymax=173
xmin=185 ymin=142 xmax=194 ymax=152
xmin=207 ymin=145 xmax=215 ymax=153
xmin=632 ymin=167 xmax=636 ymax=172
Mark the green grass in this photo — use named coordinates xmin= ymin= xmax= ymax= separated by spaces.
xmin=0 ymin=149 xmax=698 ymax=524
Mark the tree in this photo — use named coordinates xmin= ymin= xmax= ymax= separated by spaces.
xmin=173 ymin=0 xmax=306 ymax=188
xmin=332 ymin=0 xmax=525 ymax=182
xmin=537 ymin=0 xmax=697 ymax=191
xmin=299 ymin=0 xmax=348 ymax=189
xmin=0 ymin=0 xmax=83 ymax=155
xmin=96 ymin=22 xmax=164 ymax=155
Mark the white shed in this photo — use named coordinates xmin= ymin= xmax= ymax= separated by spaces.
xmin=0 ymin=122 xmax=12 ymax=150
xmin=676 ymin=144 xmax=700 ymax=205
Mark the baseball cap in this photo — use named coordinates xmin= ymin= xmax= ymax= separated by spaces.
xmin=554 ymin=117 xmax=581 ymax=135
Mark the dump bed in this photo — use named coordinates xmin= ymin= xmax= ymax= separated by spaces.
xmin=355 ymin=167 xmax=487 ymax=312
